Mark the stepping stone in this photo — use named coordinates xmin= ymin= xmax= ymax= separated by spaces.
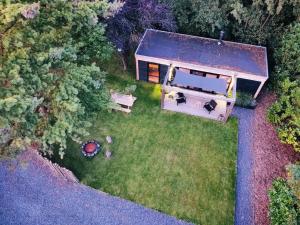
xmin=105 ymin=150 xmax=112 ymax=159
xmin=106 ymin=136 xmax=112 ymax=144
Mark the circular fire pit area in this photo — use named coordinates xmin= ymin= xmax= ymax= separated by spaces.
xmin=81 ymin=136 xmax=113 ymax=158
xmin=81 ymin=140 xmax=101 ymax=158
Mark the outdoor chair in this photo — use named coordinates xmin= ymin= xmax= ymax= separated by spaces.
xmin=203 ymin=100 xmax=217 ymax=114
xmin=176 ymin=92 xmax=186 ymax=105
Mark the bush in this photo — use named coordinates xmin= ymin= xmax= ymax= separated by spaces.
xmin=267 ymin=79 xmax=300 ymax=151
xmin=274 ymin=23 xmax=300 ymax=82
xmin=268 ymin=178 xmax=299 ymax=225
xmin=79 ymin=77 xmax=111 ymax=116
xmin=124 ymin=84 xmax=137 ymax=95
xmin=287 ymin=164 xmax=300 ymax=200
xmin=235 ymin=92 xmax=257 ymax=109
xmin=268 ymin=23 xmax=300 ymax=152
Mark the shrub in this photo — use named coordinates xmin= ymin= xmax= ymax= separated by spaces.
xmin=268 ymin=178 xmax=299 ymax=225
xmin=267 ymin=23 xmax=300 ymax=152
xmin=274 ymin=23 xmax=300 ymax=82
xmin=267 ymin=79 xmax=300 ymax=151
xmin=286 ymin=164 xmax=300 ymax=200
xmin=124 ymin=84 xmax=137 ymax=95
xmin=235 ymin=91 xmax=257 ymax=109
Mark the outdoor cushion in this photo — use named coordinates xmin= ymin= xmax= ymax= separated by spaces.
xmin=209 ymin=100 xmax=217 ymax=108
xmin=204 ymin=100 xmax=218 ymax=113
xmin=177 ymin=92 xmax=186 ymax=99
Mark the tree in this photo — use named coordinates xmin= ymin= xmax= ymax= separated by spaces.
xmin=163 ymin=0 xmax=300 ymax=46
xmin=106 ymin=0 xmax=176 ymax=70
xmin=161 ymin=0 xmax=233 ymax=38
xmin=274 ymin=23 xmax=300 ymax=81
xmin=0 ymin=0 xmax=114 ymax=158
xmin=230 ymin=0 xmax=300 ymax=46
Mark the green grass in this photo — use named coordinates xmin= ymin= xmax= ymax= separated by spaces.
xmin=54 ymin=65 xmax=238 ymax=225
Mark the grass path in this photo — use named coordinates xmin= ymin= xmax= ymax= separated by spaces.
xmin=54 ymin=73 xmax=238 ymax=225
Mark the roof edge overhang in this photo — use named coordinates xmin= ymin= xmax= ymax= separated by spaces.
xmin=134 ymin=29 xmax=150 ymax=56
xmin=144 ymin=29 xmax=268 ymax=51
xmin=135 ymin=54 xmax=268 ymax=82
xmin=264 ymin=47 xmax=269 ymax=79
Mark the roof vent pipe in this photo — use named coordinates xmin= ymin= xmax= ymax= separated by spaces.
xmin=218 ymin=31 xmax=225 ymax=45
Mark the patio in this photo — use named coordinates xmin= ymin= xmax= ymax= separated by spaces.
xmin=161 ymin=66 xmax=237 ymax=122
xmin=163 ymin=94 xmax=227 ymax=121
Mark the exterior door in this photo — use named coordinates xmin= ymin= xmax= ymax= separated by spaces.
xmin=148 ymin=63 xmax=160 ymax=83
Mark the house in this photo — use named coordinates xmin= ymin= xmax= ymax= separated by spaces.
xmin=135 ymin=29 xmax=268 ymax=122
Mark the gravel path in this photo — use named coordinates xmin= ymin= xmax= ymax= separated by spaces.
xmin=232 ymin=107 xmax=255 ymax=225
xmin=0 ymin=150 xmax=193 ymax=225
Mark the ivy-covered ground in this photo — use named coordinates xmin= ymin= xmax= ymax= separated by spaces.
xmin=54 ymin=68 xmax=238 ymax=225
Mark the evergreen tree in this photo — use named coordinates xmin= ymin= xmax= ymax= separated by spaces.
xmin=0 ymin=0 xmax=114 ymax=158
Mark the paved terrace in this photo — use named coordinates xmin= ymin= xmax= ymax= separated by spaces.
xmin=0 ymin=150 xmax=193 ymax=225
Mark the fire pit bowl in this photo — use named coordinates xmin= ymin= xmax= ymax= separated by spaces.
xmin=81 ymin=140 xmax=101 ymax=158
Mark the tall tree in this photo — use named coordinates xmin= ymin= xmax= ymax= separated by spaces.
xmin=230 ymin=0 xmax=300 ymax=45
xmin=164 ymin=0 xmax=300 ymax=45
xmin=161 ymin=0 xmax=233 ymax=38
xmin=274 ymin=23 xmax=300 ymax=81
xmin=0 ymin=0 xmax=114 ymax=158
xmin=106 ymin=0 xmax=176 ymax=70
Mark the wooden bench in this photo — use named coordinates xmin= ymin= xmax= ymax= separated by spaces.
xmin=110 ymin=92 xmax=137 ymax=113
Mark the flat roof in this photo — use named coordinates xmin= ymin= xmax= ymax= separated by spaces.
xmin=136 ymin=29 xmax=268 ymax=78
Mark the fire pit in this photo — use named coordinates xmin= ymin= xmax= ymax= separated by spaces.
xmin=81 ymin=140 xmax=101 ymax=157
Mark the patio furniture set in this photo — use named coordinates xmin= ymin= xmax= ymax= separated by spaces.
xmin=168 ymin=91 xmax=217 ymax=114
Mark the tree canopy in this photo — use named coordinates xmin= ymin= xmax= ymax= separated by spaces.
xmin=162 ymin=0 xmax=300 ymax=46
xmin=0 ymin=0 xmax=114 ymax=158
xmin=106 ymin=0 xmax=176 ymax=70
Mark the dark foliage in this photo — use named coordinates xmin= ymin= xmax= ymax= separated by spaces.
xmin=106 ymin=0 xmax=176 ymax=70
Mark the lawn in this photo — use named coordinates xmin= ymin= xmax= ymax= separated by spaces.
xmin=54 ymin=68 xmax=238 ymax=225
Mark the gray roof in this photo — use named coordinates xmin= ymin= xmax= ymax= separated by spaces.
xmin=0 ymin=150 xmax=193 ymax=225
xmin=136 ymin=29 xmax=268 ymax=78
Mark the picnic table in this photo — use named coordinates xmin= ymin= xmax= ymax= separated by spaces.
xmin=111 ymin=92 xmax=137 ymax=113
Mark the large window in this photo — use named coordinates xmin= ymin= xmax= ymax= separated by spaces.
xmin=148 ymin=63 xmax=160 ymax=83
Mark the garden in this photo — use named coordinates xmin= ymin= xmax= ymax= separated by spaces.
xmin=54 ymin=68 xmax=238 ymax=225
xmin=1 ymin=1 xmax=299 ymax=224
